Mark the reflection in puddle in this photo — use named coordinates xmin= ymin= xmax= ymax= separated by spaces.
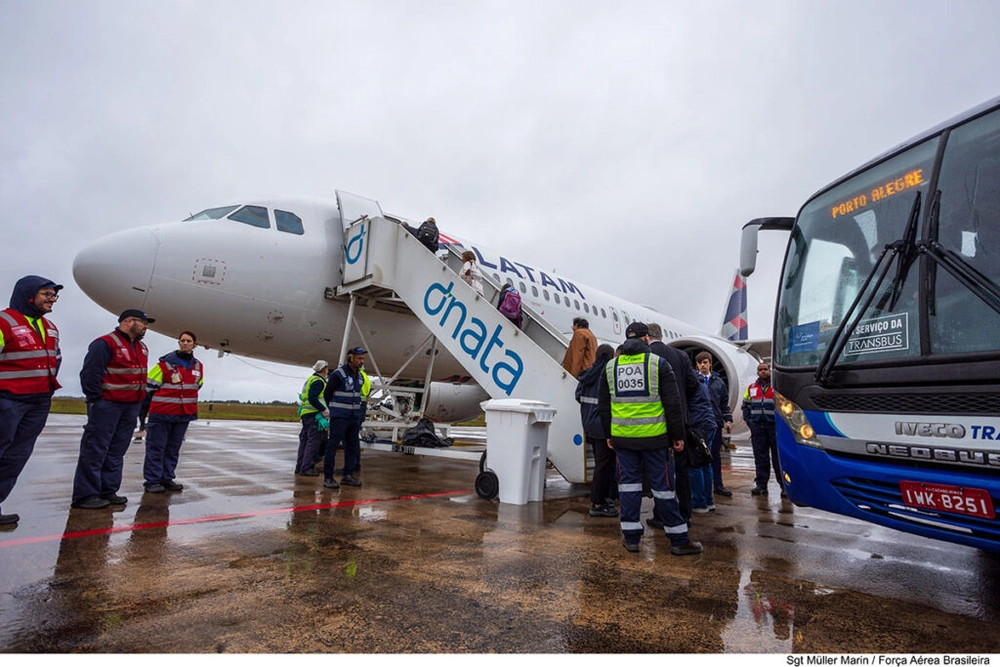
xmin=356 ymin=505 xmax=387 ymax=522
xmin=721 ymin=569 xmax=795 ymax=652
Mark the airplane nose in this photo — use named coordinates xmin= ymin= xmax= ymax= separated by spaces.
xmin=73 ymin=227 xmax=159 ymax=314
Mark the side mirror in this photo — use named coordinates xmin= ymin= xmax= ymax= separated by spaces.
xmin=740 ymin=217 xmax=795 ymax=277
xmin=740 ymin=222 xmax=761 ymax=277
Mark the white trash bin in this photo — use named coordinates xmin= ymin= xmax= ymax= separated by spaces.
xmin=478 ymin=399 xmax=557 ymax=505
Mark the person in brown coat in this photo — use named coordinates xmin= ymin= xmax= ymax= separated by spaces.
xmin=562 ymin=317 xmax=598 ymax=377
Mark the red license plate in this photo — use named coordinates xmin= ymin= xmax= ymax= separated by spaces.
xmin=899 ymin=481 xmax=995 ymax=519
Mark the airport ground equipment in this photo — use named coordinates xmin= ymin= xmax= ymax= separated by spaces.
xmin=332 ymin=212 xmax=587 ymax=491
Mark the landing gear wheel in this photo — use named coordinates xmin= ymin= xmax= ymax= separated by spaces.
xmin=475 ymin=470 xmax=499 ymax=500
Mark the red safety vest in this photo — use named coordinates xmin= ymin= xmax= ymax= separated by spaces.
xmin=99 ymin=332 xmax=148 ymax=402
xmin=0 ymin=309 xmax=61 ymax=394
xmin=744 ymin=381 xmax=775 ymax=419
xmin=149 ymin=359 xmax=203 ymax=417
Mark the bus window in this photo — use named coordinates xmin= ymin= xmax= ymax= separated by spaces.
xmin=930 ymin=107 xmax=1000 ymax=354
xmin=776 ymin=137 xmax=938 ymax=367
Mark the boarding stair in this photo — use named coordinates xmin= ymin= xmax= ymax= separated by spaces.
xmin=333 ymin=202 xmax=589 ymax=486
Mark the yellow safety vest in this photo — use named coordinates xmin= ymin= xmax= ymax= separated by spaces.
xmin=604 ymin=353 xmax=667 ymax=439
xmin=360 ymin=368 xmax=371 ymax=401
xmin=297 ymin=373 xmax=327 ymax=416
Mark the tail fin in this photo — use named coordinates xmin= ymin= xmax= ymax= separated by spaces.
xmin=719 ymin=270 xmax=748 ymax=341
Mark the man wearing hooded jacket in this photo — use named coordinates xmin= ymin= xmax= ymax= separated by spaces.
xmin=0 ymin=275 xmax=63 ymax=525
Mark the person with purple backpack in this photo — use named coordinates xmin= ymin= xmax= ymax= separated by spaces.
xmin=497 ymin=284 xmax=522 ymax=329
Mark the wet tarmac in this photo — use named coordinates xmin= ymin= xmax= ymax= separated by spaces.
xmin=1 ymin=415 xmax=999 ymax=654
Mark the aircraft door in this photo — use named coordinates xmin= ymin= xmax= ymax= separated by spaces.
xmin=608 ymin=306 xmax=622 ymax=335
xmin=335 ymin=190 xmax=383 ymax=229
xmin=337 ymin=191 xmax=384 ymax=284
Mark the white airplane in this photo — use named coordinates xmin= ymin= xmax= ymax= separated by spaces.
xmin=72 ymin=191 xmax=764 ymax=488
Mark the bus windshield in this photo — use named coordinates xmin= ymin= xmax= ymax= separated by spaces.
xmin=776 ymin=106 xmax=1000 ymax=368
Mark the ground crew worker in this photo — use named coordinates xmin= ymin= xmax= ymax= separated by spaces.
xmin=349 ymin=364 xmax=371 ymax=476
xmin=599 ymin=321 xmax=703 ymax=555
xmin=322 ymin=346 xmax=366 ymax=488
xmin=142 ymin=331 xmax=203 ymax=493
xmin=742 ymin=361 xmax=784 ymax=497
xmin=72 ymin=309 xmax=152 ymax=509
xmin=359 ymin=366 xmax=371 ymax=407
xmin=295 ymin=360 xmax=330 ymax=477
xmin=0 ymin=276 xmax=63 ymax=525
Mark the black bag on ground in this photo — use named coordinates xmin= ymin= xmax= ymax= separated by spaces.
xmin=416 ymin=219 xmax=439 ymax=253
xmin=685 ymin=426 xmax=713 ymax=468
xmin=401 ymin=416 xmax=452 ymax=448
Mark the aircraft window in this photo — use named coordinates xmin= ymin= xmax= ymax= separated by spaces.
xmin=519 ymin=281 xmax=527 ymax=293
xmin=184 ymin=205 xmax=239 ymax=221
xmin=228 ymin=205 xmax=270 ymax=229
xmin=275 ymin=209 xmax=304 ymax=235
xmin=574 ymin=299 xmax=580 ymax=310
xmin=554 ymin=293 xmax=561 ymax=304
xmin=493 ymin=273 xmax=501 ymax=283
xmin=531 ymin=286 xmax=538 ymax=297
xmin=543 ymin=290 xmax=550 ymax=301
xmin=612 ymin=311 xmax=620 ymax=323
xmin=583 ymin=303 xmax=589 ymax=314
xmin=600 ymin=308 xmax=607 ymax=319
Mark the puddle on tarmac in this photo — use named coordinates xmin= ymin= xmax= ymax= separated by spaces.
xmin=721 ymin=569 xmax=795 ymax=653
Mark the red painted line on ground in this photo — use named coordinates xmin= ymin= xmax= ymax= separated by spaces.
xmin=0 ymin=488 xmax=472 ymax=548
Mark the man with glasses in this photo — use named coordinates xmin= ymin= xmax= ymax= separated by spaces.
xmin=72 ymin=309 xmax=153 ymax=509
xmin=0 ymin=276 xmax=63 ymax=525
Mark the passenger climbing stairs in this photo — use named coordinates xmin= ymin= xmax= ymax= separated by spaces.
xmin=334 ymin=207 xmax=589 ymax=486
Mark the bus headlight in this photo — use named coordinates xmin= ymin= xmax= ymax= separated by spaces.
xmin=775 ymin=391 xmax=821 ymax=447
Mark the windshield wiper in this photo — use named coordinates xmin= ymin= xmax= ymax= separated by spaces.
xmin=921 ymin=241 xmax=1000 ymax=315
xmin=882 ymin=191 xmax=922 ymax=311
xmin=923 ymin=189 xmax=1000 ymax=317
xmin=815 ymin=191 xmax=922 ymax=385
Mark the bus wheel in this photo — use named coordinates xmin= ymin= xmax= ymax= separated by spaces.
xmin=475 ymin=471 xmax=499 ymax=500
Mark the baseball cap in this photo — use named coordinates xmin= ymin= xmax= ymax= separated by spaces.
xmin=625 ymin=321 xmax=648 ymax=339
xmin=348 ymin=346 xmax=368 ymax=355
xmin=118 ymin=308 xmax=155 ymax=323
xmin=39 ymin=279 xmax=64 ymax=292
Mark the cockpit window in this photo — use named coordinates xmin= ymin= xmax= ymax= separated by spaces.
xmin=275 ymin=209 xmax=304 ymax=235
xmin=184 ymin=205 xmax=239 ymax=221
xmin=228 ymin=205 xmax=270 ymax=229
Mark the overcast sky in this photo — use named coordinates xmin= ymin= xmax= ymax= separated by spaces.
xmin=2 ymin=0 xmax=998 ymax=402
